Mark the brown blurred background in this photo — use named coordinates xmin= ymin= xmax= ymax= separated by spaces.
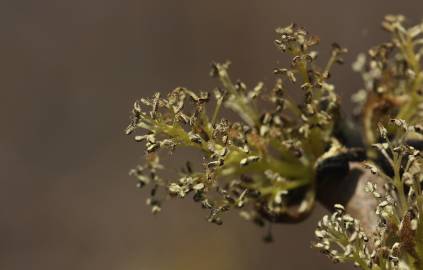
xmin=1 ymin=1 xmax=422 ymax=269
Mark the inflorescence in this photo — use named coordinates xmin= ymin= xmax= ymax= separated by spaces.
xmin=314 ymin=120 xmax=423 ymax=269
xmin=353 ymin=15 xmax=423 ymax=147
xmin=126 ymin=24 xmax=348 ymax=230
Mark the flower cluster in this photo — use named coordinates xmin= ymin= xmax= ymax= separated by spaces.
xmin=314 ymin=204 xmax=372 ymax=268
xmin=353 ymin=15 xmax=423 ymax=146
xmin=126 ymin=24 xmax=349 ymax=231
xmin=314 ymin=120 xmax=423 ymax=269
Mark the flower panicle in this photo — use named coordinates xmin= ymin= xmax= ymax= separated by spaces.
xmin=127 ymin=24 xmax=348 ymax=234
